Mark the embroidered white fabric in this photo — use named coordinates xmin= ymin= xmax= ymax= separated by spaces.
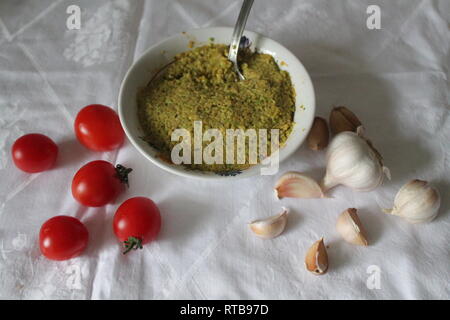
xmin=0 ymin=0 xmax=448 ymax=299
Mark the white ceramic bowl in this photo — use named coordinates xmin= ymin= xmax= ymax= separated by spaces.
xmin=118 ymin=27 xmax=315 ymax=180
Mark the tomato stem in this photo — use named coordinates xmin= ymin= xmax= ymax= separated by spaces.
xmin=122 ymin=236 xmax=143 ymax=255
xmin=115 ymin=164 xmax=133 ymax=187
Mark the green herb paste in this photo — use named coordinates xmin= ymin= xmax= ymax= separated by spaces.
xmin=137 ymin=44 xmax=295 ymax=173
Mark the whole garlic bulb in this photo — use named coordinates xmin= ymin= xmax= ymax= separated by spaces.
xmin=383 ymin=180 xmax=440 ymax=224
xmin=322 ymin=128 xmax=390 ymax=192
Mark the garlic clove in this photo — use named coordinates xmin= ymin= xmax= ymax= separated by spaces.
xmin=383 ymin=180 xmax=440 ymax=224
xmin=249 ymin=208 xmax=288 ymax=239
xmin=336 ymin=208 xmax=368 ymax=246
xmin=305 ymin=238 xmax=328 ymax=275
xmin=274 ymin=172 xmax=325 ymax=199
xmin=307 ymin=117 xmax=330 ymax=151
xmin=329 ymin=106 xmax=362 ymax=135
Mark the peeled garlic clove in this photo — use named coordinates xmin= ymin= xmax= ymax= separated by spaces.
xmin=275 ymin=172 xmax=325 ymax=199
xmin=322 ymin=130 xmax=390 ymax=192
xmin=305 ymin=238 xmax=328 ymax=275
xmin=249 ymin=208 xmax=288 ymax=239
xmin=329 ymin=106 xmax=362 ymax=134
xmin=383 ymin=180 xmax=440 ymax=224
xmin=307 ymin=117 xmax=330 ymax=151
xmin=336 ymin=208 xmax=368 ymax=246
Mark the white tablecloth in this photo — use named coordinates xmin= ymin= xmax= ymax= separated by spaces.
xmin=0 ymin=0 xmax=449 ymax=300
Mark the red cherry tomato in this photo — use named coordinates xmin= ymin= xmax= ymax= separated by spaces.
xmin=74 ymin=104 xmax=124 ymax=151
xmin=72 ymin=160 xmax=132 ymax=207
xmin=39 ymin=216 xmax=89 ymax=261
xmin=11 ymin=133 xmax=58 ymax=173
xmin=113 ymin=197 xmax=161 ymax=254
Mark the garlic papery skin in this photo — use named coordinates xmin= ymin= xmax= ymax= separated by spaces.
xmin=336 ymin=208 xmax=368 ymax=246
xmin=305 ymin=238 xmax=328 ymax=275
xmin=249 ymin=208 xmax=288 ymax=239
xmin=322 ymin=128 xmax=390 ymax=192
xmin=307 ymin=117 xmax=329 ymax=151
xmin=383 ymin=180 xmax=441 ymax=224
xmin=329 ymin=106 xmax=362 ymax=135
xmin=274 ymin=172 xmax=325 ymax=199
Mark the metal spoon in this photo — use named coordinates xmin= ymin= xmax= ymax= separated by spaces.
xmin=228 ymin=0 xmax=254 ymax=81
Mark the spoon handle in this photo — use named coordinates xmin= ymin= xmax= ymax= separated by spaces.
xmin=228 ymin=0 xmax=254 ymax=63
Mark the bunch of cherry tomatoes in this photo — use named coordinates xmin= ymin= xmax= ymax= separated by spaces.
xmin=11 ymin=104 xmax=162 ymax=261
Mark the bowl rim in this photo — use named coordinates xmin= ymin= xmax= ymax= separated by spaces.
xmin=118 ymin=26 xmax=315 ymax=181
